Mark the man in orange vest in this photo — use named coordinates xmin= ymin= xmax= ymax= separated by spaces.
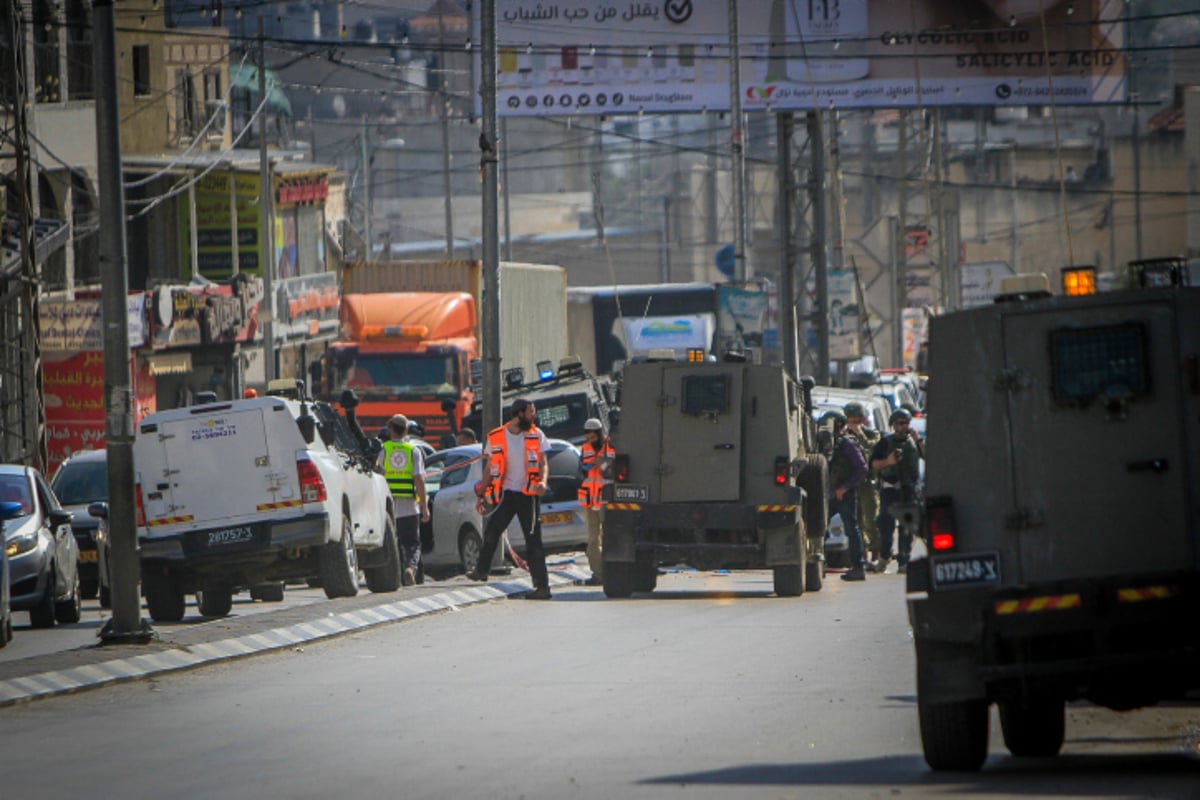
xmin=467 ymin=397 xmax=553 ymax=599
xmin=578 ymin=417 xmax=614 ymax=586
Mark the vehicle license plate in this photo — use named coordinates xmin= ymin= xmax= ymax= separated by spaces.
xmin=541 ymin=511 xmax=573 ymax=525
xmin=612 ymin=484 xmax=648 ymax=502
xmin=206 ymin=526 xmax=255 ymax=547
xmin=79 ymin=550 xmax=98 ymax=563
xmin=931 ymin=552 xmax=1000 ymax=589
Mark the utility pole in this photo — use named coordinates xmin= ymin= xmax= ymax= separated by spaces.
xmin=777 ymin=112 xmax=797 ymax=381
xmin=360 ymin=114 xmax=372 ymax=257
xmin=828 ymin=110 xmax=848 ymax=385
xmin=258 ymin=17 xmax=275 ymax=383
xmin=480 ymin=0 xmax=501 ymax=437
xmin=727 ymin=0 xmax=747 ymax=282
xmin=502 ymin=116 xmax=512 ymax=260
xmin=94 ymin=0 xmax=152 ymax=643
xmin=807 ymin=111 xmax=829 ymax=385
xmin=438 ymin=8 xmax=454 ymax=258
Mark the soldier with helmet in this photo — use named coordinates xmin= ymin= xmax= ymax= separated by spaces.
xmin=870 ymin=408 xmax=923 ymax=574
xmin=822 ymin=407 xmax=870 ymax=581
xmin=578 ymin=417 xmax=614 ymax=586
xmin=843 ymin=401 xmax=882 ymax=568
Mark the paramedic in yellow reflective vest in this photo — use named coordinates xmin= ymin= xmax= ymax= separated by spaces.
xmin=466 ymin=398 xmax=553 ymax=599
xmin=578 ymin=417 xmax=614 ymax=586
xmin=376 ymin=414 xmax=429 ymax=586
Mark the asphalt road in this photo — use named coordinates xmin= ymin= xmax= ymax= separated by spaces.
xmin=4 ymin=568 xmax=1199 ymax=800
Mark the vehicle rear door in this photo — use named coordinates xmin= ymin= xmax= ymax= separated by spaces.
xmin=658 ymin=364 xmax=743 ymax=503
xmin=144 ymin=407 xmax=281 ymax=526
xmin=1002 ymin=297 xmax=1189 ymax=582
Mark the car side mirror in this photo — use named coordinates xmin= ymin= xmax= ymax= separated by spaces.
xmin=297 ymin=414 xmax=317 ymax=445
xmin=48 ymin=508 xmax=74 ymax=527
xmin=88 ymin=501 xmax=109 ymax=519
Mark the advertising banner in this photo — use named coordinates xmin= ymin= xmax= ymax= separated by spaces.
xmin=827 ymin=267 xmax=860 ymax=360
xmin=39 ymin=294 xmax=146 ymax=351
xmin=621 ymin=313 xmax=714 ymax=356
xmin=148 ymin=276 xmax=264 ymax=349
xmin=274 ymin=272 xmax=340 ymax=341
xmin=716 ymin=284 xmax=769 ymax=358
xmin=179 ymin=171 xmax=263 ymax=279
xmin=479 ymin=0 xmax=1125 ymax=116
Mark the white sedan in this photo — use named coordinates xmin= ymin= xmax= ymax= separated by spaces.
xmin=420 ymin=440 xmax=588 ymax=574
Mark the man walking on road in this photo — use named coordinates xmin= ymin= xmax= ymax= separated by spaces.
xmin=825 ymin=408 xmax=870 ymax=582
xmin=578 ymin=417 xmax=614 ymax=586
xmin=845 ymin=402 xmax=881 ymax=567
xmin=378 ymin=414 xmax=430 ymax=586
xmin=467 ymin=398 xmax=554 ymax=599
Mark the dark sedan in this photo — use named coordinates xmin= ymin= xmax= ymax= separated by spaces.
xmin=50 ymin=449 xmax=108 ymax=601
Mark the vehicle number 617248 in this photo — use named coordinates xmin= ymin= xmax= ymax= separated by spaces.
xmin=933 ymin=554 xmax=999 ymax=587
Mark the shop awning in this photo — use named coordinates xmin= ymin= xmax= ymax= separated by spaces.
xmin=146 ymin=351 xmax=193 ymax=376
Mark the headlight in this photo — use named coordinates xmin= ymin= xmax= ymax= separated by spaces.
xmin=5 ymin=531 xmax=39 ymax=558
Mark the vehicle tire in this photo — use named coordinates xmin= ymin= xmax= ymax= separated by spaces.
xmin=320 ymin=511 xmax=360 ymax=599
xmin=0 ymin=614 xmax=10 ymax=647
xmin=99 ymin=581 xmax=112 ymax=609
xmin=144 ymin=569 xmax=185 ymax=622
xmin=196 ymin=581 xmax=234 ymax=617
xmin=81 ymin=577 xmax=99 ymax=600
xmin=805 ymin=546 xmax=824 ymax=592
xmin=250 ymin=582 xmax=285 ymax=602
xmin=773 ymin=564 xmax=804 ymax=597
xmin=364 ymin=516 xmax=402 ymax=593
xmin=797 ymin=455 xmax=829 ymax=540
xmin=999 ymin=696 xmax=1064 ymax=758
xmin=918 ymin=696 xmax=990 ymax=772
xmin=55 ymin=568 xmax=82 ymax=624
xmin=633 ymin=555 xmax=657 ymax=593
xmin=29 ymin=575 xmax=57 ymax=629
xmin=603 ymin=562 xmax=634 ymax=598
xmin=458 ymin=525 xmax=483 ymax=574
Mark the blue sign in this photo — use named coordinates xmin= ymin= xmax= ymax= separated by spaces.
xmin=715 ymin=244 xmax=736 ymax=278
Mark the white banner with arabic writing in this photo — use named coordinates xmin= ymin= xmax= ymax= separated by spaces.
xmin=40 ymin=294 xmax=146 ymax=351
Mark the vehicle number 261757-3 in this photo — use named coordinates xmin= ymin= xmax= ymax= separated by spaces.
xmin=931 ymin=552 xmax=1000 ymax=589
xmin=207 ymin=526 xmax=255 ymax=547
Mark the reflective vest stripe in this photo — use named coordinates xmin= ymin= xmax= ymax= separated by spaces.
xmin=485 ymin=425 xmax=543 ymax=503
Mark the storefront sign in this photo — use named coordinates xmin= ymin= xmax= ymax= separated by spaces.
xmin=150 ymin=275 xmax=264 ymax=348
xmin=39 ymin=294 xmax=146 ymax=351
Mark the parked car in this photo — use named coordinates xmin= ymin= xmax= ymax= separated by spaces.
xmin=810 ymin=386 xmax=891 ymax=433
xmin=0 ymin=500 xmax=20 ymax=647
xmin=421 ymin=440 xmax=587 ymax=574
xmin=50 ymin=449 xmax=108 ymax=601
xmin=0 ymin=464 xmax=81 ymax=627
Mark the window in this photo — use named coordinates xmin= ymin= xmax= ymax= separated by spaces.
xmin=132 ymin=45 xmax=151 ymax=97
xmin=203 ymin=68 xmax=224 ymax=134
xmin=176 ymin=69 xmax=197 ymax=137
xmin=1049 ymin=323 xmax=1150 ymax=406
xmin=681 ymin=374 xmax=729 ymax=415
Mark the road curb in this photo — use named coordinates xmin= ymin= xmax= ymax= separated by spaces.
xmin=0 ymin=565 xmax=590 ymax=708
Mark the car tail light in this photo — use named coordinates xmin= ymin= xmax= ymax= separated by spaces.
xmin=774 ymin=456 xmax=789 ymax=485
xmin=927 ymin=498 xmax=956 ymax=551
xmin=134 ymin=481 xmax=145 ymax=527
xmin=297 ymin=456 xmax=327 ymax=503
xmin=613 ymin=454 xmax=630 ymax=483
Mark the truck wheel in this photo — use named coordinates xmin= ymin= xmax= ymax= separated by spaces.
xmin=918 ymin=696 xmax=990 ymax=771
xmin=633 ymin=556 xmax=657 ymax=593
xmin=458 ymin=526 xmax=483 ymax=574
xmin=196 ymin=582 xmax=234 ymax=617
xmin=364 ymin=516 xmax=402 ymax=593
xmin=55 ymin=568 xmax=82 ymax=624
xmin=999 ymin=697 xmax=1064 ymax=757
xmin=321 ymin=512 xmax=361 ymax=599
xmin=773 ymin=564 xmax=804 ymax=597
xmin=797 ymin=455 xmax=829 ymax=540
xmin=603 ymin=563 xmax=634 ymax=598
xmin=144 ymin=569 xmax=185 ymax=622
xmin=29 ymin=577 xmax=57 ymax=629
xmin=805 ymin=545 xmax=824 ymax=592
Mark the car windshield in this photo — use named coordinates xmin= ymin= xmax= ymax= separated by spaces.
xmin=51 ymin=459 xmax=108 ymax=505
xmin=0 ymin=473 xmax=34 ymax=516
xmin=529 ymin=395 xmax=591 ymax=441
xmin=332 ymin=353 xmax=461 ymax=400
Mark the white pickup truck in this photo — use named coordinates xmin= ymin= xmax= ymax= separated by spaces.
xmin=134 ymin=392 xmax=399 ymax=621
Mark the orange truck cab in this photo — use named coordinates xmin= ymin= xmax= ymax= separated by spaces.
xmin=322 ymin=292 xmax=477 ymax=439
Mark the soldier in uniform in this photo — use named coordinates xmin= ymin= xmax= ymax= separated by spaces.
xmin=843 ymin=402 xmax=881 ymax=569
xmin=823 ymin=409 xmax=870 ymax=582
xmin=870 ymin=408 xmax=923 ymax=574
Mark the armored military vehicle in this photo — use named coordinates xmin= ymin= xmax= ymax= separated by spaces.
xmin=907 ymin=274 xmax=1200 ymax=771
xmin=603 ymin=359 xmax=828 ymax=598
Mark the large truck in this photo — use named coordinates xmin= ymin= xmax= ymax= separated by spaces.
xmin=907 ymin=271 xmax=1200 ymax=771
xmin=603 ymin=358 xmax=828 ymax=598
xmin=320 ymin=260 xmax=568 ymax=439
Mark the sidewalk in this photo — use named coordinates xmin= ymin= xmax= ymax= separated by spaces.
xmin=0 ymin=561 xmax=590 ymax=708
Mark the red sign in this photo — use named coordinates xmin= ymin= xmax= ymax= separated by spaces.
xmin=277 ymin=176 xmax=329 ymax=206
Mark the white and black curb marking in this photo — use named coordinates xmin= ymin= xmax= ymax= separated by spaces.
xmin=0 ymin=565 xmax=591 ymax=708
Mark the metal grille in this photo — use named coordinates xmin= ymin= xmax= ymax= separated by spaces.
xmin=1050 ymin=323 xmax=1149 ymax=406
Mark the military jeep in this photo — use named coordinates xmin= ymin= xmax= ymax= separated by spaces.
xmin=603 ymin=360 xmax=828 ymax=598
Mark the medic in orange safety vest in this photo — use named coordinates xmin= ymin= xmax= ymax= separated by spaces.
xmin=578 ymin=420 xmax=615 ymax=509
xmin=479 ymin=424 xmax=544 ymax=508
